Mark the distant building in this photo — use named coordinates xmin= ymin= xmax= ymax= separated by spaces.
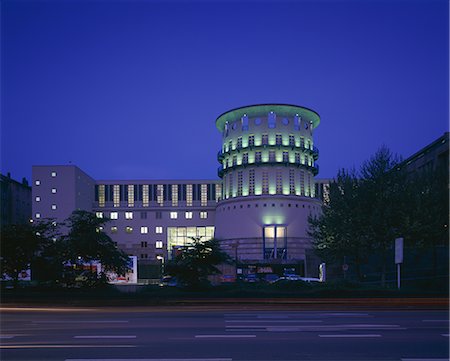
xmin=396 ymin=132 xmax=449 ymax=174
xmin=0 ymin=173 xmax=31 ymax=226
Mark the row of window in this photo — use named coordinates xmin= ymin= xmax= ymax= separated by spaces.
xmin=95 ymin=211 xmax=208 ymax=220
xmin=217 ymin=202 xmax=320 ymax=211
xmin=224 ymin=113 xmax=313 ymax=136
xmin=221 ymin=151 xmax=314 ymax=168
xmin=96 ymin=183 xmax=221 ymax=208
xmin=222 ymin=134 xmax=314 ymax=153
xmin=34 ymin=172 xmax=57 ymax=186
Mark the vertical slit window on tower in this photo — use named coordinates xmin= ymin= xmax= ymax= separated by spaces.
xmin=294 ymin=114 xmax=301 ymax=130
xmin=262 ymin=134 xmax=268 ymax=146
xmin=300 ymin=171 xmax=305 ymax=195
xmin=243 ymin=153 xmax=248 ymax=164
xmin=241 ymin=114 xmax=249 ymax=130
xmin=283 ymin=151 xmax=289 ymax=163
xmin=229 ymin=140 xmax=233 ymax=151
xmin=276 ymin=170 xmax=282 ymax=194
xmin=269 ymin=150 xmax=275 ymax=162
xmin=276 ymin=134 xmax=282 ymax=145
xmin=262 ymin=171 xmax=269 ymax=194
xmin=289 ymin=134 xmax=295 ymax=147
xmin=237 ymin=137 xmax=242 ymax=149
xmin=289 ymin=169 xmax=295 ymax=195
xmin=249 ymin=169 xmax=255 ymax=195
xmin=237 ymin=171 xmax=243 ymax=196
xmin=229 ymin=173 xmax=234 ymax=197
xmin=215 ymin=183 xmax=222 ymax=201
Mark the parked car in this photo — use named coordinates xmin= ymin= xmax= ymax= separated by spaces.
xmin=263 ymin=274 xmax=281 ymax=283
xmin=160 ymin=275 xmax=178 ymax=287
xmin=243 ymin=274 xmax=259 ymax=283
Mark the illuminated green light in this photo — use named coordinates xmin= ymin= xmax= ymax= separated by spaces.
xmin=282 ymin=184 xmax=290 ymax=195
xmin=289 ymin=152 xmax=295 ymax=163
xmin=237 ymin=154 xmax=242 ymax=165
xmin=255 ymin=134 xmax=262 ymax=146
xmin=282 ymin=136 xmax=289 ymax=146
xmin=276 ymin=151 xmax=282 ymax=162
xmin=269 ymin=134 xmax=275 ymax=145
xmin=243 ymin=137 xmax=249 ymax=148
xmin=262 ymin=152 xmax=269 ymax=162
xmin=216 ymin=104 xmax=321 ymax=132
xmin=269 ymin=184 xmax=276 ymax=194
xmin=262 ymin=214 xmax=285 ymax=225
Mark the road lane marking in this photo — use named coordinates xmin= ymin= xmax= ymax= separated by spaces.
xmin=32 ymin=320 xmax=129 ymax=324
xmin=319 ymin=313 xmax=370 ymax=316
xmin=0 ymin=345 xmax=136 ymax=349
xmin=422 ymin=320 xmax=448 ymax=322
xmin=195 ymin=335 xmax=256 ymax=338
xmin=225 ymin=320 xmax=323 ymax=323
xmin=319 ymin=334 xmax=381 ymax=338
xmin=74 ymin=336 xmax=137 ymax=339
xmin=66 ymin=359 xmax=233 ymax=361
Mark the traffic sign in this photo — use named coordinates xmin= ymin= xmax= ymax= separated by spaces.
xmin=395 ymin=238 xmax=404 ymax=264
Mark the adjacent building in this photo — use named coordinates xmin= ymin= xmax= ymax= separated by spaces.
xmin=0 ymin=173 xmax=31 ymax=226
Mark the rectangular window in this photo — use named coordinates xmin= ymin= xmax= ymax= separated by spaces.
xmin=111 ymin=226 xmax=117 ymax=233
xmin=262 ymin=134 xmax=268 ymax=145
xmin=142 ymin=185 xmax=149 ymax=207
xmin=241 ymin=115 xmax=249 ymax=130
xmin=98 ymin=185 xmax=105 ymax=207
xmin=200 ymin=211 xmax=208 ymax=219
xmin=141 ymin=241 xmax=148 ymax=248
xmin=35 ymin=213 xmax=41 ymax=218
xmin=155 ymin=211 xmax=162 ymax=219
xmin=35 ymin=180 xmax=41 ymax=186
xmin=215 ymin=183 xmax=221 ymax=202
xmin=269 ymin=150 xmax=276 ymax=162
xmin=276 ymin=171 xmax=282 ymax=194
xmin=171 ymin=184 xmax=179 ymax=207
xmin=127 ymin=185 xmax=135 ymax=207
xmin=113 ymin=185 xmax=120 ymax=207
xmin=170 ymin=211 xmax=178 ymax=219
xmin=289 ymin=169 xmax=295 ymax=195
xmin=237 ymin=171 xmax=243 ymax=196
xmin=141 ymin=226 xmax=148 ymax=234
xmin=201 ymin=184 xmax=207 ymax=206
xmin=294 ymin=114 xmax=300 ymax=130
xmin=248 ymin=134 xmax=255 ymax=147
xmin=51 ymin=204 xmax=57 ymax=210
xmin=140 ymin=211 xmax=147 ymax=219
xmin=262 ymin=171 xmax=269 ymax=194
xmin=300 ymin=171 xmax=305 ymax=195
xmin=263 ymin=225 xmax=286 ymax=260
xmin=51 ymin=171 xmax=57 ymax=177
xmin=242 ymin=153 xmax=249 ymax=165
xmin=249 ymin=169 xmax=255 ymax=195
xmin=255 ymin=151 xmax=262 ymax=162
xmin=229 ymin=139 xmax=233 ymax=151
xmin=157 ymin=184 xmax=164 ymax=206
xmin=186 ymin=184 xmax=193 ymax=206
xmin=110 ymin=212 xmax=118 ymax=219
xmin=228 ymin=173 xmax=233 ymax=197
xmin=125 ymin=226 xmax=133 ymax=233
xmin=155 ymin=226 xmax=163 ymax=234
xmin=35 ymin=196 xmax=41 ymax=202
xmin=276 ymin=134 xmax=282 ymax=145
xmin=232 ymin=155 xmax=237 ymax=166
xmin=51 ymin=188 xmax=57 ymax=194
xmin=289 ymin=134 xmax=295 ymax=147
xmin=283 ymin=151 xmax=289 ymax=163
xmin=155 ymin=241 xmax=163 ymax=249
xmin=96 ymin=212 xmax=103 ymax=218
xmin=185 ymin=211 xmax=193 ymax=219
xmin=125 ymin=212 xmax=133 ymax=219
xmin=237 ymin=137 xmax=242 ymax=149
xmin=295 ymin=152 xmax=300 ymax=164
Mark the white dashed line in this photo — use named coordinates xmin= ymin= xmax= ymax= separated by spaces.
xmin=74 ymin=336 xmax=137 ymax=339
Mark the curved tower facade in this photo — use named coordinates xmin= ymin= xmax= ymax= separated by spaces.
xmin=214 ymin=104 xmax=322 ymax=266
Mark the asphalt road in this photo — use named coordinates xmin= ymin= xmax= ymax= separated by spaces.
xmin=1 ymin=305 xmax=448 ymax=361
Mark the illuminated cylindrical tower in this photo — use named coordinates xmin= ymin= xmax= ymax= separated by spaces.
xmin=214 ymin=104 xmax=321 ymax=269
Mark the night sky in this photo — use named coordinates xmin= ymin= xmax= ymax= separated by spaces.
xmin=2 ymin=0 xmax=448 ymax=182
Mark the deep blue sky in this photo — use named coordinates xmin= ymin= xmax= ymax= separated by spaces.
xmin=2 ymin=0 xmax=448 ymax=182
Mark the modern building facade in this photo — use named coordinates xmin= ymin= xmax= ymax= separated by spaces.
xmin=31 ymin=103 xmax=326 ymax=279
xmin=214 ymin=104 xmax=322 ymax=267
xmin=0 ymin=173 xmax=31 ymax=226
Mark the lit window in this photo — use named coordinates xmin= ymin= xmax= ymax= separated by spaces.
xmin=248 ymin=134 xmax=255 ymax=147
xmin=155 ymin=226 xmax=163 ymax=234
xmin=170 ymin=212 xmax=178 ymax=219
xmin=125 ymin=226 xmax=133 ymax=233
xmin=172 ymin=184 xmax=179 ymax=207
xmin=35 ymin=180 xmax=41 ymax=186
xmin=35 ymin=213 xmax=41 ymax=219
xmin=157 ymin=185 xmax=164 ymax=206
xmin=110 ymin=212 xmax=118 ymax=219
xmin=125 ymin=212 xmax=133 ymax=219
xmin=113 ymin=185 xmax=120 ymax=207
xmin=111 ymin=226 xmax=118 ymax=233
xmin=98 ymin=185 xmax=105 ymax=208
xmin=141 ymin=226 xmax=148 ymax=234
xmin=51 ymin=204 xmax=57 ymax=210
xmin=128 ymin=185 xmax=135 ymax=207
xmin=142 ymin=185 xmax=149 ymax=207
xmin=186 ymin=184 xmax=193 ymax=206
xmin=185 ymin=211 xmax=193 ymax=219
xmin=96 ymin=212 xmax=103 ymax=218
xmin=35 ymin=196 xmax=41 ymax=202
xmin=51 ymin=188 xmax=57 ymax=194
xmin=156 ymin=241 xmax=163 ymax=249
xmin=200 ymin=212 xmax=208 ymax=219
xmin=201 ymin=184 xmax=207 ymax=206
xmin=51 ymin=171 xmax=57 ymax=177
